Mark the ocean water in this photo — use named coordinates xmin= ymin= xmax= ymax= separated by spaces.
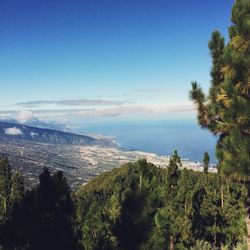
xmin=76 ymin=119 xmax=218 ymax=164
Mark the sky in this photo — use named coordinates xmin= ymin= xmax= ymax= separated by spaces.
xmin=0 ymin=0 xmax=234 ymax=125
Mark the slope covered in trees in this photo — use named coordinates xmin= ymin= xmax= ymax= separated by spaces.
xmin=75 ymin=156 xmax=247 ymax=250
xmin=0 ymin=155 xmax=247 ymax=250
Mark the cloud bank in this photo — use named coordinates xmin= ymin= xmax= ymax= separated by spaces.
xmin=4 ymin=127 xmax=23 ymax=135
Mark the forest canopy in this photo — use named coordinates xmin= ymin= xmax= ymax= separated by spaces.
xmin=0 ymin=156 xmax=247 ymax=250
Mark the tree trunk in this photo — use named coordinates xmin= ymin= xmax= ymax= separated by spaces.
xmin=221 ymin=186 xmax=224 ymax=208
xmin=214 ymin=222 xmax=217 ymax=246
xmin=170 ymin=236 xmax=174 ymax=250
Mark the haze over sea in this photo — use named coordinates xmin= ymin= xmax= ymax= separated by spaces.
xmin=75 ymin=119 xmax=217 ymax=164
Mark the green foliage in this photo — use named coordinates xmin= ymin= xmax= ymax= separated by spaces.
xmin=203 ymin=152 xmax=210 ymax=174
xmin=0 ymin=157 xmax=11 ymax=222
xmin=190 ymin=240 xmax=214 ymax=250
xmin=10 ymin=171 xmax=24 ymax=206
xmin=0 ymin=164 xmax=77 ymax=250
xmin=18 ymin=169 xmax=77 ymax=250
xmin=75 ymin=159 xmax=247 ymax=250
xmin=233 ymin=240 xmax=248 ymax=250
xmin=0 ymin=154 xmax=247 ymax=250
xmin=75 ymin=159 xmax=163 ymax=250
xmin=190 ymin=0 xmax=250 ymax=180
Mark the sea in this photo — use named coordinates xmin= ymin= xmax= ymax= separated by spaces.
xmin=76 ymin=119 xmax=218 ymax=164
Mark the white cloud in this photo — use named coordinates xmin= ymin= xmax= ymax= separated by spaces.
xmin=16 ymin=111 xmax=33 ymax=123
xmin=4 ymin=127 xmax=23 ymax=135
xmin=30 ymin=132 xmax=39 ymax=137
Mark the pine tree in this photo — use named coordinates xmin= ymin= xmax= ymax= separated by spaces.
xmin=33 ymin=169 xmax=76 ymax=250
xmin=190 ymin=0 xmax=250 ymax=181
xmin=203 ymin=152 xmax=210 ymax=174
xmin=0 ymin=157 xmax=11 ymax=222
xmin=10 ymin=172 xmax=24 ymax=206
xmin=155 ymin=150 xmax=182 ymax=250
xmin=166 ymin=150 xmax=181 ymax=191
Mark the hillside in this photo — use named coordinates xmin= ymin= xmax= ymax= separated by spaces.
xmin=0 ymin=156 xmax=246 ymax=250
xmin=0 ymin=121 xmax=117 ymax=147
xmin=74 ymin=159 xmax=247 ymax=249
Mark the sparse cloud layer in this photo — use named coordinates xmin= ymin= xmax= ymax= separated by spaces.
xmin=0 ymin=102 xmax=194 ymax=121
xmin=16 ymin=99 xmax=132 ymax=107
xmin=0 ymin=90 xmax=195 ymax=127
xmin=74 ymin=103 xmax=194 ymax=117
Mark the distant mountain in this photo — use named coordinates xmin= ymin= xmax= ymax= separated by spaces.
xmin=1 ymin=118 xmax=70 ymax=131
xmin=0 ymin=121 xmax=117 ymax=147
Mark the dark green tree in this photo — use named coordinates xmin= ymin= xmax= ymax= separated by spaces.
xmin=154 ymin=150 xmax=182 ymax=250
xmin=0 ymin=157 xmax=11 ymax=222
xmin=34 ymin=169 xmax=76 ymax=250
xmin=10 ymin=171 xmax=24 ymax=206
xmin=190 ymin=0 xmax=250 ymax=181
xmin=0 ymin=159 xmax=26 ymax=249
xmin=203 ymin=152 xmax=210 ymax=174
xmin=166 ymin=150 xmax=181 ymax=191
xmin=7 ymin=168 xmax=77 ymax=250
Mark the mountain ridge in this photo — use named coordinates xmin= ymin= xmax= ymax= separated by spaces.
xmin=0 ymin=121 xmax=117 ymax=147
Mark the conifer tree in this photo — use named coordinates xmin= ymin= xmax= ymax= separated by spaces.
xmin=10 ymin=172 xmax=24 ymax=206
xmin=203 ymin=152 xmax=210 ymax=174
xmin=154 ymin=150 xmax=182 ymax=250
xmin=190 ymin=0 xmax=250 ymax=180
xmin=0 ymin=157 xmax=11 ymax=221
xmin=166 ymin=150 xmax=181 ymax=191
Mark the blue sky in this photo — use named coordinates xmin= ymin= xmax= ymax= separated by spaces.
xmin=0 ymin=0 xmax=234 ymax=124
